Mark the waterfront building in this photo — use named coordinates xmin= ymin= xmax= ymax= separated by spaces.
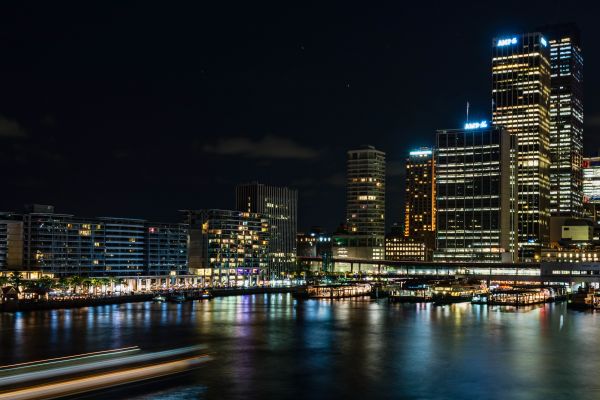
xmin=583 ymin=157 xmax=600 ymax=204
xmin=0 ymin=213 xmax=23 ymax=270
xmin=184 ymin=209 xmax=269 ymax=286
xmin=492 ymin=32 xmax=552 ymax=259
xmin=434 ymin=123 xmax=518 ymax=262
xmin=385 ymin=224 xmax=428 ymax=261
xmin=235 ymin=183 xmax=297 ymax=278
xmin=403 ymin=148 xmax=436 ymax=251
xmin=538 ymin=24 xmax=584 ymax=218
xmin=297 ymin=228 xmax=332 ymax=258
xmin=542 ymin=219 xmax=599 ymax=263
xmin=18 ymin=205 xmax=187 ymax=276
xmin=343 ymin=145 xmax=386 ymax=259
xmin=145 ymin=222 xmax=188 ymax=276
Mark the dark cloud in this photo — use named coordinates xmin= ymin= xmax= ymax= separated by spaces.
xmin=0 ymin=115 xmax=27 ymax=138
xmin=203 ymin=135 xmax=320 ymax=159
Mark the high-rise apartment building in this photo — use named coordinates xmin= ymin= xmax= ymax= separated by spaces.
xmin=235 ymin=183 xmax=297 ymax=277
xmin=492 ymin=32 xmax=552 ymax=260
xmin=435 ymin=123 xmax=518 ymax=262
xmin=346 ymin=146 xmax=386 ymax=236
xmin=184 ymin=209 xmax=269 ymax=286
xmin=338 ymin=145 xmax=386 ymax=260
xmin=403 ymin=148 xmax=436 ymax=249
xmin=540 ymin=24 xmax=584 ymax=217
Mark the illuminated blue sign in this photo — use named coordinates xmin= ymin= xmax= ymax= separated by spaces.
xmin=497 ymin=37 xmax=517 ymax=46
xmin=540 ymin=37 xmax=547 ymax=47
xmin=464 ymin=121 xmax=489 ymax=130
xmin=409 ymin=150 xmax=432 ymax=156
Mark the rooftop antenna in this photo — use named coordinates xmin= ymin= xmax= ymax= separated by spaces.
xmin=466 ymin=101 xmax=470 ymax=123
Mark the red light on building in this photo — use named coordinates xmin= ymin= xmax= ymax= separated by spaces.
xmin=148 ymin=227 xmax=157 ymax=233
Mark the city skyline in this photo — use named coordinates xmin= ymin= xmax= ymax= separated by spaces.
xmin=1 ymin=3 xmax=600 ymax=233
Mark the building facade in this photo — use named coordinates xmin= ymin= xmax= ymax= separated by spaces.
xmin=145 ymin=222 xmax=188 ymax=276
xmin=583 ymin=157 xmax=600 ymax=204
xmin=184 ymin=209 xmax=269 ymax=286
xmin=297 ymin=228 xmax=332 ymax=258
xmin=541 ymin=24 xmax=584 ymax=218
xmin=403 ymin=148 xmax=436 ymax=250
xmin=235 ymin=183 xmax=297 ymax=278
xmin=18 ymin=205 xmax=187 ymax=276
xmin=385 ymin=224 xmax=428 ymax=261
xmin=435 ymin=124 xmax=518 ymax=262
xmin=0 ymin=214 xmax=23 ymax=270
xmin=492 ymin=32 xmax=552 ymax=259
xmin=344 ymin=145 xmax=386 ymax=259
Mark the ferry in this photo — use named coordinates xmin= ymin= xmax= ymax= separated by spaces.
xmin=473 ymin=286 xmax=567 ymax=306
xmin=388 ymin=284 xmax=432 ymax=303
xmin=199 ymin=289 xmax=213 ymax=300
xmin=294 ymin=283 xmax=371 ymax=300
xmin=432 ymin=281 xmax=487 ymax=305
xmin=569 ymin=287 xmax=600 ymax=310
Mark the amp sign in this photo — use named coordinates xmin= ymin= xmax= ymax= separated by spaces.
xmin=497 ymin=37 xmax=517 ymax=46
xmin=464 ymin=121 xmax=489 ymax=130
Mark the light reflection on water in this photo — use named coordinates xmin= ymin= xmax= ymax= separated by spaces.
xmin=1 ymin=295 xmax=600 ymax=399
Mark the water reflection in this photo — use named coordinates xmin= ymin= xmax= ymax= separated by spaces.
xmin=1 ymin=296 xmax=600 ymax=399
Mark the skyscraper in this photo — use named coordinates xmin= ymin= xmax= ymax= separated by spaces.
xmin=403 ymin=148 xmax=436 ymax=250
xmin=338 ymin=145 xmax=385 ymax=260
xmin=492 ymin=32 xmax=552 ymax=260
xmin=235 ymin=183 xmax=297 ymax=278
xmin=346 ymin=146 xmax=386 ymax=236
xmin=541 ymin=24 xmax=584 ymax=217
xmin=435 ymin=122 xmax=518 ymax=262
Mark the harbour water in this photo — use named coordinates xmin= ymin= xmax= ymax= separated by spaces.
xmin=1 ymin=294 xmax=599 ymax=399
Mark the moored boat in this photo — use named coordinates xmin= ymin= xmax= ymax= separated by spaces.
xmin=152 ymin=294 xmax=166 ymax=303
xmin=167 ymin=293 xmax=186 ymax=303
xmin=294 ymin=283 xmax=371 ymax=299
xmin=432 ymin=281 xmax=486 ymax=305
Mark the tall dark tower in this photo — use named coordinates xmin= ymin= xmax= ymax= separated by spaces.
xmin=235 ymin=182 xmax=297 ymax=278
xmin=539 ymin=24 xmax=584 ymax=218
xmin=492 ymin=32 xmax=552 ymax=261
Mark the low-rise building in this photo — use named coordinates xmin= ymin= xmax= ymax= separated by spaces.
xmin=297 ymin=228 xmax=332 ymax=258
xmin=9 ymin=205 xmax=188 ymax=277
xmin=184 ymin=209 xmax=269 ymax=286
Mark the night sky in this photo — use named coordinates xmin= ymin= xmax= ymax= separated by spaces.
xmin=1 ymin=1 xmax=600 ymax=231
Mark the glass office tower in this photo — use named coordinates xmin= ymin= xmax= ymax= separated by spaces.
xmin=435 ymin=123 xmax=518 ymax=262
xmin=542 ymin=24 xmax=584 ymax=217
xmin=492 ymin=32 xmax=552 ymax=260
